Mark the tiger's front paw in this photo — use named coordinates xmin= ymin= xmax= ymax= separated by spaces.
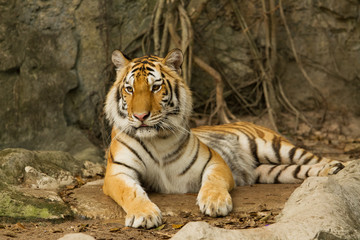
xmin=197 ymin=187 xmax=233 ymax=217
xmin=125 ymin=201 xmax=162 ymax=229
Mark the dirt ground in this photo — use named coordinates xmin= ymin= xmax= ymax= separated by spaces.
xmin=1 ymin=121 xmax=359 ymax=240
xmin=0 ymin=184 xmax=298 ymax=240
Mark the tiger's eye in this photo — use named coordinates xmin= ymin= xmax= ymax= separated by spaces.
xmin=152 ymin=85 xmax=161 ymax=92
xmin=126 ymin=86 xmax=133 ymax=93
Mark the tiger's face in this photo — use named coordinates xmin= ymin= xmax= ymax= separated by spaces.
xmin=105 ymin=49 xmax=192 ymax=139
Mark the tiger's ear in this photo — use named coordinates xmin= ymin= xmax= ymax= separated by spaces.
xmin=112 ymin=50 xmax=130 ymax=70
xmin=163 ymin=49 xmax=183 ymax=75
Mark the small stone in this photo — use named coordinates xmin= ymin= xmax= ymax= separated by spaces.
xmin=58 ymin=233 xmax=95 ymax=240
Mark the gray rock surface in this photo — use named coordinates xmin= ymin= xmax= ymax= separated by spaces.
xmin=0 ymin=148 xmax=104 ymax=220
xmin=58 ymin=233 xmax=96 ymax=240
xmin=171 ymin=160 xmax=360 ymax=240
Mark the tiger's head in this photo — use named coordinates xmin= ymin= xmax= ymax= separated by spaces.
xmin=105 ymin=49 xmax=192 ymax=139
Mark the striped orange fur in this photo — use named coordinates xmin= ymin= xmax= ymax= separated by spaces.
xmin=103 ymin=49 xmax=347 ymax=228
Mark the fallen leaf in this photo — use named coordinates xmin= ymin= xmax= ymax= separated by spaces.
xmin=66 ymin=185 xmax=76 ymax=190
xmin=75 ymin=176 xmax=86 ymax=185
xmin=171 ymin=224 xmax=184 ymax=229
xmin=16 ymin=222 xmax=26 ymax=229
xmin=77 ymin=224 xmax=89 ymax=232
xmin=154 ymin=224 xmax=166 ymax=231
xmin=109 ymin=227 xmax=121 ymax=232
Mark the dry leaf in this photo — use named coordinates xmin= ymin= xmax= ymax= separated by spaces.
xmin=16 ymin=222 xmax=26 ymax=229
xmin=171 ymin=224 xmax=184 ymax=229
xmin=154 ymin=224 xmax=166 ymax=231
xmin=109 ymin=227 xmax=121 ymax=232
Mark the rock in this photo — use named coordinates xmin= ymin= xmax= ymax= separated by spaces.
xmin=171 ymin=160 xmax=360 ymax=240
xmin=82 ymin=161 xmax=105 ymax=178
xmin=24 ymin=166 xmax=74 ymax=189
xmin=69 ymin=180 xmax=125 ymax=219
xmin=0 ymin=0 xmax=103 ymax=165
xmin=58 ymin=233 xmax=95 ymax=240
xmin=0 ymin=148 xmax=82 ymax=185
xmin=0 ymin=182 xmax=72 ymax=220
xmin=0 ymin=148 xmax=103 ymax=220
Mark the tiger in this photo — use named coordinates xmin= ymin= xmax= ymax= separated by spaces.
xmin=103 ymin=48 xmax=347 ymax=229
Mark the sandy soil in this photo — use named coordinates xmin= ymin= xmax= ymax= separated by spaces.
xmin=0 ymin=184 xmax=298 ymax=240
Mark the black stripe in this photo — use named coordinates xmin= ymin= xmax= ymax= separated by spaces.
xmin=112 ymin=172 xmax=137 ymax=180
xmin=146 ymin=67 xmax=154 ymax=72
xmin=199 ymin=129 xmax=236 ymax=136
xmin=109 ymin=150 xmax=142 ymax=180
xmin=131 ymin=67 xmax=140 ymax=73
xmin=199 ymin=147 xmax=212 ymax=184
xmin=268 ymin=165 xmax=278 ymax=174
xmin=148 ymin=72 xmax=155 ymax=77
xmin=272 ymin=136 xmax=281 ymax=163
xmin=116 ymin=87 xmax=122 ymax=102
xmin=288 ymin=147 xmax=297 ymax=164
xmin=116 ymin=90 xmax=127 ymax=118
xmin=255 ymin=174 xmax=261 ymax=183
xmin=274 ymin=171 xmax=282 ymax=183
xmin=316 ymin=168 xmax=322 ymax=176
xmin=179 ymin=140 xmax=200 ymax=176
xmin=246 ymin=135 xmax=260 ymax=164
xmin=274 ymin=165 xmax=291 ymax=183
xmin=303 ymin=155 xmax=314 ymax=165
xmin=164 ymin=133 xmax=190 ymax=164
xmin=134 ymin=137 xmax=159 ymax=165
xmin=147 ymin=61 xmax=155 ymax=67
xmin=194 ymin=134 xmax=237 ymax=170
xmin=299 ymin=150 xmax=307 ymax=161
xmin=293 ymin=165 xmax=302 ymax=179
xmin=109 ymin=150 xmax=115 ymax=162
xmin=229 ymin=124 xmax=257 ymax=138
xmin=112 ymin=162 xmax=142 ymax=180
xmin=305 ymin=168 xmax=311 ymax=178
xmin=265 ymin=156 xmax=277 ymax=164
xmin=166 ymin=106 xmax=181 ymax=115
xmin=166 ymin=79 xmax=173 ymax=105
xmin=116 ymin=138 xmax=146 ymax=167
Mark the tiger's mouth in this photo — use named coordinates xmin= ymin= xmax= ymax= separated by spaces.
xmin=134 ymin=123 xmax=162 ymax=131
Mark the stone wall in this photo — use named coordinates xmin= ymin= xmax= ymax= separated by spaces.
xmin=1 ymin=0 xmax=359 ymax=156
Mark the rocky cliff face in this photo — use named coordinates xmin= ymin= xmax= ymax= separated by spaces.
xmin=1 ymin=0 xmax=359 ymax=155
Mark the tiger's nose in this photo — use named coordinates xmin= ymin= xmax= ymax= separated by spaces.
xmin=133 ymin=112 xmax=150 ymax=122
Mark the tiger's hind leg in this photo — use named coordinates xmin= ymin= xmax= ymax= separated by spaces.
xmin=255 ymin=162 xmax=346 ymax=184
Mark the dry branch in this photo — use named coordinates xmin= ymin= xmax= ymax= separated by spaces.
xmin=230 ymin=0 xmax=279 ymax=132
xmin=193 ymin=56 xmax=236 ymax=124
xmin=154 ymin=0 xmax=165 ymax=56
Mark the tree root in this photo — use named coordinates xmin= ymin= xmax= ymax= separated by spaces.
xmin=123 ymin=0 xmax=328 ymax=130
